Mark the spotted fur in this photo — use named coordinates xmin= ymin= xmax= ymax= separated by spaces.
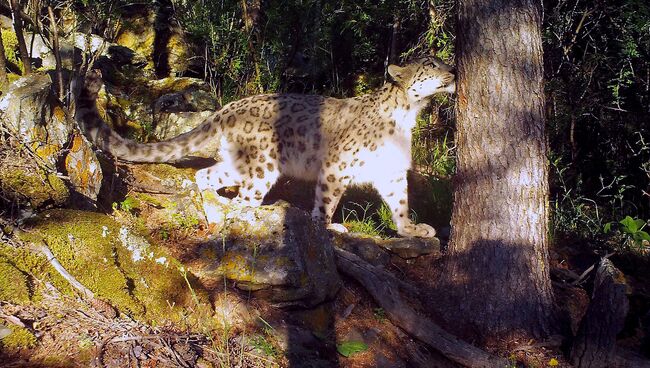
xmin=75 ymin=58 xmax=455 ymax=237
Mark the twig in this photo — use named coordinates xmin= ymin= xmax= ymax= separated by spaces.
xmin=0 ymin=312 xmax=26 ymax=328
xmin=570 ymin=252 xmax=615 ymax=286
xmin=30 ymin=240 xmax=95 ymax=299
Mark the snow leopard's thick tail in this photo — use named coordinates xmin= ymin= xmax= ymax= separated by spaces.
xmin=74 ymin=70 xmax=217 ymax=163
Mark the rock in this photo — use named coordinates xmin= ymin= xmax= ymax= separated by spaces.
xmin=15 ymin=209 xmax=216 ymax=328
xmin=333 ymin=232 xmax=440 ymax=259
xmin=331 ymin=233 xmax=391 ymax=266
xmin=147 ymin=77 xmax=210 ymax=99
xmin=115 ymin=11 xmax=156 ymax=70
xmin=186 ymin=202 xmax=340 ymax=307
xmin=167 ymin=31 xmax=192 ymax=76
xmin=0 ymin=74 xmax=71 ymax=166
xmin=106 ymin=45 xmax=148 ymax=67
xmin=0 ymin=15 xmax=12 ymax=30
xmin=0 ymin=325 xmax=11 ymax=340
xmin=69 ymin=32 xmax=111 ymax=56
xmin=153 ymin=111 xmax=218 ymax=157
xmin=154 ymin=89 xmax=218 ymax=114
xmin=64 ymin=134 xmax=103 ymax=202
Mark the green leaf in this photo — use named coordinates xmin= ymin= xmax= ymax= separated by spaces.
xmin=604 ymin=222 xmax=613 ymax=234
xmin=634 ymin=219 xmax=647 ymax=231
xmin=337 ymin=341 xmax=368 ymax=357
xmin=619 ymin=216 xmax=639 ymax=233
xmin=633 ymin=231 xmax=650 ymax=243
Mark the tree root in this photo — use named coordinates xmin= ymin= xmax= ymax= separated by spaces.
xmin=334 ymin=247 xmax=508 ymax=368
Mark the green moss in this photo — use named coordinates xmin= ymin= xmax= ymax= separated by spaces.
xmin=1 ymin=30 xmax=24 ymax=74
xmin=20 ymin=210 xmax=144 ymax=316
xmin=19 ymin=209 xmax=217 ymax=332
xmin=0 ymin=167 xmax=69 ymax=208
xmin=0 ymin=258 xmax=31 ymax=304
xmin=0 ymin=242 xmax=75 ymax=299
xmin=1 ymin=325 xmax=37 ymax=349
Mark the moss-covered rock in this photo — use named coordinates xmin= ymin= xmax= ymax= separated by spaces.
xmin=167 ymin=32 xmax=192 ymax=76
xmin=115 ymin=12 xmax=156 ymax=71
xmin=0 ymin=258 xmax=31 ymax=304
xmin=147 ymin=77 xmax=210 ymax=100
xmin=0 ymin=164 xmax=69 ymax=209
xmin=17 ymin=209 xmax=215 ymax=330
xmin=0 ymin=325 xmax=37 ymax=349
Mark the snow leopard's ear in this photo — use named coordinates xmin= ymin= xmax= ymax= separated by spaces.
xmin=388 ymin=64 xmax=405 ymax=84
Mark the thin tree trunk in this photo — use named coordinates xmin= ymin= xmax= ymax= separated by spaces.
xmin=0 ymin=28 xmax=9 ymax=86
xmin=9 ymin=0 xmax=31 ymax=75
xmin=437 ymin=0 xmax=556 ymax=344
xmin=48 ymin=5 xmax=64 ymax=100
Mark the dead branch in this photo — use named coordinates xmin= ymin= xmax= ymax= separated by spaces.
xmin=334 ymin=247 xmax=508 ymax=368
xmin=30 ymin=239 xmax=95 ymax=299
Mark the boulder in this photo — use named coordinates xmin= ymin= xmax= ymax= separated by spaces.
xmin=0 ymin=15 xmax=12 ymax=30
xmin=69 ymin=32 xmax=111 ymax=56
xmin=153 ymin=111 xmax=218 ymax=157
xmin=0 ymin=74 xmax=70 ymax=166
xmin=185 ymin=201 xmax=341 ymax=307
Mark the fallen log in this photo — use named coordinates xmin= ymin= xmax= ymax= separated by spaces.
xmin=334 ymin=247 xmax=508 ymax=368
xmin=570 ymin=258 xmax=629 ymax=368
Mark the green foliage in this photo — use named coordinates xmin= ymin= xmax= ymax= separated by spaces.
xmin=545 ymin=0 xmax=650 ymax=238
xmin=604 ymin=216 xmax=650 ymax=248
xmin=336 ymin=340 xmax=368 ymax=357
xmin=342 ymin=202 xmax=395 ymax=237
xmin=172 ymin=0 xmax=439 ymax=100
xmin=412 ymin=118 xmax=455 ymax=177
xmin=250 ymin=335 xmax=279 ymax=358
xmin=373 ymin=307 xmax=387 ymax=322
xmin=112 ymin=196 xmax=140 ymax=213
xmin=0 ymin=325 xmax=36 ymax=349
xmin=550 ymin=156 xmax=604 ymax=237
xmin=1 ymin=30 xmax=24 ymax=74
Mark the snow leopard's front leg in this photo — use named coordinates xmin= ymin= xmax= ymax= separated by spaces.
xmin=375 ymin=171 xmax=436 ymax=238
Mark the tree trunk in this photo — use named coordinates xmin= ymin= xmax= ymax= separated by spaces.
xmin=0 ymin=28 xmax=9 ymax=86
xmin=438 ymin=0 xmax=556 ymax=344
xmin=9 ymin=0 xmax=31 ymax=75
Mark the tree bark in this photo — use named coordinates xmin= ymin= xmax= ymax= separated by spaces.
xmin=437 ymin=0 xmax=556 ymax=344
xmin=9 ymin=0 xmax=31 ymax=75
